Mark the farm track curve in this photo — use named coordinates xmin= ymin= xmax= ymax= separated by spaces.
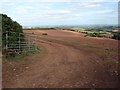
xmin=3 ymin=30 xmax=118 ymax=88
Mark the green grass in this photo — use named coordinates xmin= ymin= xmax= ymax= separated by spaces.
xmin=4 ymin=47 xmax=41 ymax=62
xmin=73 ymin=28 xmax=113 ymax=38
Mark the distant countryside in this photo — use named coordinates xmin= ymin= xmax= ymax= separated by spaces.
xmin=24 ymin=25 xmax=120 ymax=40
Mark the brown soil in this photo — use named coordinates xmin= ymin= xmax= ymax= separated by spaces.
xmin=2 ymin=30 xmax=119 ymax=88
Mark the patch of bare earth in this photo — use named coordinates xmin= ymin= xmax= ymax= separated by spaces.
xmin=3 ymin=30 xmax=119 ymax=88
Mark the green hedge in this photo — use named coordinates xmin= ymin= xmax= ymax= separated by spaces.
xmin=1 ymin=14 xmax=23 ymax=55
xmin=112 ymin=32 xmax=120 ymax=40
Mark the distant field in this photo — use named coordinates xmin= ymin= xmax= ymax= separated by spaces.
xmin=71 ymin=28 xmax=119 ymax=39
xmin=23 ymin=28 xmax=120 ymax=40
xmin=23 ymin=28 xmax=56 ymax=30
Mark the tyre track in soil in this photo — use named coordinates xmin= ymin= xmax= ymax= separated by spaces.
xmin=3 ymin=31 xmax=118 ymax=88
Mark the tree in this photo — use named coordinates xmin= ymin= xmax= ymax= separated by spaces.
xmin=1 ymin=14 xmax=23 ymax=55
xmin=112 ymin=32 xmax=120 ymax=40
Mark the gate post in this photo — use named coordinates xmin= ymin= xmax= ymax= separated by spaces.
xmin=6 ymin=31 xmax=8 ymax=51
xmin=19 ymin=33 xmax=21 ymax=51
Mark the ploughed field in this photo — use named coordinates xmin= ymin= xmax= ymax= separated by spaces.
xmin=3 ymin=30 xmax=119 ymax=88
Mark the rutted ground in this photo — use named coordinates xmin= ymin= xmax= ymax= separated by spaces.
xmin=3 ymin=30 xmax=118 ymax=88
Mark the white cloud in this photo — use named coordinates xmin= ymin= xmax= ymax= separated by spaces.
xmin=3 ymin=3 xmax=16 ymax=6
xmin=91 ymin=0 xmax=104 ymax=2
xmin=58 ymin=10 xmax=71 ymax=14
xmin=80 ymin=2 xmax=101 ymax=8
xmin=96 ymin=10 xmax=114 ymax=14
xmin=74 ymin=14 xmax=83 ymax=17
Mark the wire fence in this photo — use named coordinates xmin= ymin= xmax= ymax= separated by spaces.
xmin=5 ymin=31 xmax=39 ymax=55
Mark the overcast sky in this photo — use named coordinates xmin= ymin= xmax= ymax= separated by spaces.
xmin=0 ymin=0 xmax=119 ymax=26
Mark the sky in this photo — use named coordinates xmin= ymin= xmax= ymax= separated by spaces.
xmin=0 ymin=0 xmax=119 ymax=26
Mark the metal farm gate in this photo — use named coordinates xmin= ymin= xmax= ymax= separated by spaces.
xmin=5 ymin=31 xmax=39 ymax=56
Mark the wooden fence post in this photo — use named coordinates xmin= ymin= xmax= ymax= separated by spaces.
xmin=35 ymin=35 xmax=37 ymax=51
xmin=6 ymin=31 xmax=8 ymax=51
xmin=18 ymin=33 xmax=21 ymax=54
xmin=29 ymin=35 xmax=31 ymax=52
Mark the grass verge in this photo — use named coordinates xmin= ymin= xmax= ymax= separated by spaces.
xmin=3 ymin=47 xmax=41 ymax=62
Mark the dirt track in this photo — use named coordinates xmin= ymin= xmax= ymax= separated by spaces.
xmin=3 ymin=30 xmax=119 ymax=88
